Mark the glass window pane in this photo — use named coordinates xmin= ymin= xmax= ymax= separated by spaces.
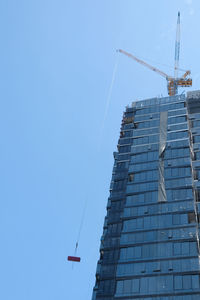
xmin=192 ymin=275 xmax=200 ymax=289
xmin=183 ymin=275 xmax=191 ymax=289
xmin=174 ymin=243 xmax=181 ymax=255
xmin=174 ymin=276 xmax=182 ymax=290
xmin=140 ymin=277 xmax=148 ymax=293
xmin=124 ymin=280 xmax=132 ymax=293
xmin=132 ymin=278 xmax=140 ymax=293
xmin=116 ymin=281 xmax=123 ymax=295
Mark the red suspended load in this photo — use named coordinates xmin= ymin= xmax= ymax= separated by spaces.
xmin=68 ymin=256 xmax=81 ymax=262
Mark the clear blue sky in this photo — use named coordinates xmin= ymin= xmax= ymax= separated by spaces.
xmin=0 ymin=1 xmax=200 ymax=299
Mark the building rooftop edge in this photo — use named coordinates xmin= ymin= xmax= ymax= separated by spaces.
xmin=125 ymin=90 xmax=200 ymax=110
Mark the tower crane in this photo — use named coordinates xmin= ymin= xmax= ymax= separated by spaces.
xmin=118 ymin=12 xmax=192 ymax=97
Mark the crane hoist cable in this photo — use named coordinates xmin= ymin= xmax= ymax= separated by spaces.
xmin=67 ymin=197 xmax=87 ymax=263
xmin=68 ymin=55 xmax=120 ymax=264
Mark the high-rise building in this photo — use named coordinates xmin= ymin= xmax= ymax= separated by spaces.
xmin=92 ymin=91 xmax=200 ymax=300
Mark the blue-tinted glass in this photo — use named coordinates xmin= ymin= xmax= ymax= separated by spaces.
xmin=132 ymin=279 xmax=140 ymax=293
xmin=183 ymin=275 xmax=191 ymax=289
xmin=124 ymin=280 xmax=132 ymax=294
xmin=116 ymin=281 xmax=123 ymax=294
xmin=174 ymin=276 xmax=182 ymax=290
xmin=192 ymin=275 xmax=200 ymax=289
xmin=93 ymin=94 xmax=200 ymax=300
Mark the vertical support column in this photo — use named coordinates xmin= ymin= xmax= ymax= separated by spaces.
xmin=186 ymin=111 xmax=200 ymax=256
xmin=158 ymin=111 xmax=168 ymax=202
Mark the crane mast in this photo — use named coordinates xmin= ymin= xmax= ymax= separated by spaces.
xmin=174 ymin=12 xmax=181 ymax=79
xmin=118 ymin=12 xmax=192 ymax=96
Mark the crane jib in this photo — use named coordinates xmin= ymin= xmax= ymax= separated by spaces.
xmin=118 ymin=13 xmax=192 ymax=97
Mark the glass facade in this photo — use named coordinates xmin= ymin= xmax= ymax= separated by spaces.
xmin=92 ymin=91 xmax=200 ymax=300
